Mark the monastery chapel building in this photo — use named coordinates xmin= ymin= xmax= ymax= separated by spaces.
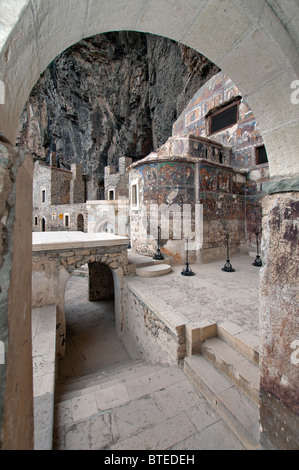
xmin=0 ymin=0 xmax=298 ymax=451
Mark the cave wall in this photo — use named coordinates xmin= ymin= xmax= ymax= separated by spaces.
xmin=17 ymin=31 xmax=219 ymax=200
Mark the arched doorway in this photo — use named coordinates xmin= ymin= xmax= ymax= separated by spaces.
xmin=41 ymin=217 xmax=46 ymax=232
xmin=58 ymin=261 xmax=129 ymax=381
xmin=77 ymin=214 xmax=84 ymax=232
xmin=0 ymin=0 xmax=298 ymax=450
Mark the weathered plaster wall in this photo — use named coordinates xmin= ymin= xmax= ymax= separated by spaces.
xmin=199 ymin=161 xmax=247 ymax=262
xmin=260 ymin=192 xmax=299 ymax=449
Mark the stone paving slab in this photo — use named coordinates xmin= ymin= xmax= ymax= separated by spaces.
xmin=54 ymin=362 xmax=245 ymax=450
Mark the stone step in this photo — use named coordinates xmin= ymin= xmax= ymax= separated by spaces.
xmin=217 ymin=321 xmax=259 ymax=365
xmin=201 ymin=337 xmax=260 ymax=405
xmin=135 ymin=263 xmax=172 ymax=277
xmin=56 ymin=359 xmax=169 ymax=402
xmin=184 ymin=355 xmax=260 ymax=450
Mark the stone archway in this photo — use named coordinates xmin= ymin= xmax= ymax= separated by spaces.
xmin=59 ymin=261 xmax=129 ymax=381
xmin=95 ymin=217 xmax=118 ymax=235
xmin=0 ymin=0 xmax=298 ymax=450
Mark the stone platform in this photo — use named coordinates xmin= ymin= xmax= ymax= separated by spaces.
xmin=127 ymin=253 xmax=260 ymax=336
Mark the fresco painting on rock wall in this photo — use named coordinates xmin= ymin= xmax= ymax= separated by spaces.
xmin=172 ymin=71 xmax=264 ymax=169
xmin=158 ymin=162 xmax=194 ymax=187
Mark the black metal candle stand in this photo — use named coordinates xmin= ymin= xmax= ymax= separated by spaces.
xmin=181 ymin=237 xmax=195 ymax=276
xmin=252 ymin=232 xmax=262 ymax=267
xmin=153 ymin=225 xmax=165 ymax=261
xmin=221 ymin=234 xmax=235 ymax=272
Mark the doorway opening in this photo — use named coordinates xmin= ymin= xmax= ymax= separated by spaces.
xmin=58 ymin=262 xmax=129 ymax=381
xmin=77 ymin=214 xmax=84 ymax=232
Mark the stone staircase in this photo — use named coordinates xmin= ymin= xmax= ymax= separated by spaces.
xmin=184 ymin=321 xmax=260 ymax=450
xmin=55 ymin=358 xmax=169 ymax=403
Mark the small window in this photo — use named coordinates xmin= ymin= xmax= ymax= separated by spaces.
xmin=210 ymin=102 xmax=239 ymax=134
xmin=34 ymin=216 xmax=38 ymax=226
xmin=256 ymin=145 xmax=268 ymax=165
xmin=41 ymin=189 xmax=46 ymax=204
xmin=65 ymin=214 xmax=69 ymax=227
xmin=131 ymin=183 xmax=138 ymax=207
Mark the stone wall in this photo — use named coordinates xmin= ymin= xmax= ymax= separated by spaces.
xmin=70 ymin=164 xmax=85 ymax=204
xmin=122 ymin=281 xmax=186 ymax=366
xmin=259 ymin=192 xmax=299 ymax=449
xmin=104 ymin=156 xmax=132 ymax=200
xmin=50 ymin=167 xmax=72 ymax=205
xmin=33 ymin=203 xmax=87 ymax=232
xmin=33 ymin=162 xmax=52 ymax=207
xmin=199 ymin=161 xmax=247 ymax=262
xmin=32 ymin=161 xmax=87 ymax=232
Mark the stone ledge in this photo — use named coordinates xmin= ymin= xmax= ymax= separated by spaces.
xmin=32 ymin=231 xmax=129 ymax=252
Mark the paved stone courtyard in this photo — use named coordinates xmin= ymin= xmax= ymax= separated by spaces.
xmin=131 ymin=254 xmax=260 ymax=336
xmin=54 ymin=254 xmax=260 ymax=450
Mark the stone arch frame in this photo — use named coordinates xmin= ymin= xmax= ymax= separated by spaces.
xmin=0 ymin=0 xmax=298 ymax=450
xmin=94 ymin=216 xmax=119 ymax=234
xmin=55 ymin=249 xmax=127 ymax=360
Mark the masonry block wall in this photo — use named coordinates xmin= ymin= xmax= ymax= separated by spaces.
xmin=33 ymin=161 xmax=87 ymax=232
xmin=104 ymin=156 xmax=132 ymax=200
xmin=50 ymin=167 xmax=72 ymax=205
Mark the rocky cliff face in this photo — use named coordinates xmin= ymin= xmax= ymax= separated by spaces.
xmin=18 ymin=31 xmax=219 ymax=199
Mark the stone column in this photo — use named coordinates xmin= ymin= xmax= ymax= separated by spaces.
xmin=0 ymin=141 xmax=34 ymax=449
xmin=259 ymin=184 xmax=299 ymax=449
